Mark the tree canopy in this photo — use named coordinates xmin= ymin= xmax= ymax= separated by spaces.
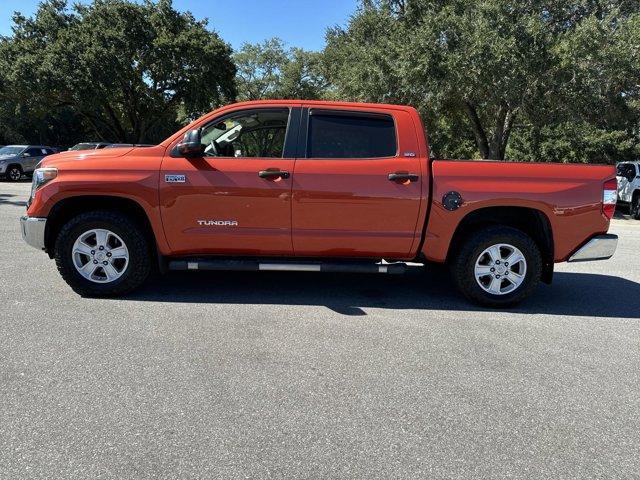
xmin=324 ymin=0 xmax=640 ymax=162
xmin=0 ymin=0 xmax=236 ymax=144
xmin=234 ymin=38 xmax=329 ymax=101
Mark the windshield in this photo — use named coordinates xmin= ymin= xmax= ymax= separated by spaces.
xmin=0 ymin=146 xmax=26 ymax=155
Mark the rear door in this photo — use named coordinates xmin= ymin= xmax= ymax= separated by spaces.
xmin=22 ymin=147 xmax=45 ymax=172
xmin=160 ymin=106 xmax=300 ymax=256
xmin=291 ymin=106 xmax=425 ymax=259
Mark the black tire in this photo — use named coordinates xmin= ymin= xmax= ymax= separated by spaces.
xmin=54 ymin=210 xmax=152 ymax=296
xmin=632 ymin=194 xmax=640 ymax=220
xmin=6 ymin=165 xmax=22 ymax=182
xmin=450 ymin=226 xmax=542 ymax=308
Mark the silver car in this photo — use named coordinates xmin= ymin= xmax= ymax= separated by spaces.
xmin=0 ymin=145 xmax=57 ymax=181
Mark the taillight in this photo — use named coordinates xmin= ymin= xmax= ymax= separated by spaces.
xmin=602 ymin=178 xmax=617 ymax=219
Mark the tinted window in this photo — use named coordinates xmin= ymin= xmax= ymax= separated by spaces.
xmin=618 ymin=164 xmax=636 ymax=178
xmin=25 ymin=148 xmax=43 ymax=157
xmin=201 ymin=108 xmax=290 ymax=158
xmin=307 ymin=112 xmax=397 ymax=158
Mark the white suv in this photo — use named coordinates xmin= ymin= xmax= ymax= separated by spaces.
xmin=617 ymin=162 xmax=640 ymax=219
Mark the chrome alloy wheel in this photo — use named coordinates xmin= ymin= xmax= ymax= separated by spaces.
xmin=474 ymin=243 xmax=527 ymax=295
xmin=72 ymin=229 xmax=129 ymax=283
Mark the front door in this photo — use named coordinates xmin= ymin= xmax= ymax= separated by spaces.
xmin=160 ymin=107 xmax=299 ymax=256
xmin=291 ymin=106 xmax=426 ymax=259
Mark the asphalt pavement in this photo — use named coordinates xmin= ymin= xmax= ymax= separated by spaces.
xmin=1 ymin=180 xmax=639 ymax=479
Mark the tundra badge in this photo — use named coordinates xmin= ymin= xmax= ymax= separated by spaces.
xmin=197 ymin=220 xmax=239 ymax=226
xmin=165 ymin=174 xmax=186 ymax=183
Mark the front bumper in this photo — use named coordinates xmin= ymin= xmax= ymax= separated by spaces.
xmin=568 ymin=234 xmax=618 ymax=262
xmin=20 ymin=216 xmax=47 ymax=251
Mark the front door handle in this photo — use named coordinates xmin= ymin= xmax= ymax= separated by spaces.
xmin=259 ymin=169 xmax=290 ymax=179
xmin=388 ymin=172 xmax=419 ymax=182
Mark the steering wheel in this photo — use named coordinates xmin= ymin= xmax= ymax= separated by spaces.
xmin=207 ymin=140 xmax=219 ymax=156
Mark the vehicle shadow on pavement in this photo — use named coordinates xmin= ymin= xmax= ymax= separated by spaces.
xmin=126 ymin=267 xmax=640 ymax=319
xmin=0 ymin=193 xmax=27 ymax=207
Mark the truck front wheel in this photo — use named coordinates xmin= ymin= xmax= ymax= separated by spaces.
xmin=450 ymin=226 xmax=542 ymax=308
xmin=54 ymin=211 xmax=152 ymax=297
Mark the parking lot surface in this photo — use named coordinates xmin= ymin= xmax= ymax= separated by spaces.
xmin=1 ymin=180 xmax=639 ymax=479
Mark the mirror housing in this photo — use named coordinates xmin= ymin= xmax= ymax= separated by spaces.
xmin=177 ymin=129 xmax=204 ymax=158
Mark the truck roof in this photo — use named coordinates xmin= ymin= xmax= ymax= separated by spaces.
xmin=225 ymin=99 xmax=418 ymax=112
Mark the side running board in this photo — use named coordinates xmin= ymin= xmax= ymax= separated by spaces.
xmin=168 ymin=259 xmax=407 ymax=274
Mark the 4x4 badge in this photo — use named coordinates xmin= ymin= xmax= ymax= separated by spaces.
xmin=165 ymin=174 xmax=186 ymax=183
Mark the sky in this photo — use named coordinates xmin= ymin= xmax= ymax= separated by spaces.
xmin=0 ymin=0 xmax=358 ymax=51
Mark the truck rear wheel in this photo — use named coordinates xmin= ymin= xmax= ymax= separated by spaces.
xmin=450 ymin=226 xmax=542 ymax=308
xmin=54 ymin=210 xmax=152 ymax=297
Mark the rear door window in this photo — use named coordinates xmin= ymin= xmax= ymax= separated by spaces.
xmin=306 ymin=111 xmax=397 ymax=158
xmin=24 ymin=147 xmax=43 ymax=157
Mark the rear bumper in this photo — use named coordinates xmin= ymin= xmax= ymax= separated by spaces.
xmin=20 ymin=216 xmax=47 ymax=251
xmin=567 ymin=234 xmax=618 ymax=262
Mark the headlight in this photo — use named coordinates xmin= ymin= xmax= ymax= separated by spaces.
xmin=28 ymin=167 xmax=57 ymax=205
xmin=0 ymin=160 xmax=6 ymax=165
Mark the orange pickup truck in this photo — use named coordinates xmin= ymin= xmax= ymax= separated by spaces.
xmin=21 ymin=100 xmax=618 ymax=307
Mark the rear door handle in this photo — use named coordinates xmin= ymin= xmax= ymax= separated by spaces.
xmin=388 ymin=172 xmax=419 ymax=182
xmin=259 ymin=169 xmax=290 ymax=179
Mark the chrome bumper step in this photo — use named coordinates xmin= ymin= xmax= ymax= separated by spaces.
xmin=568 ymin=234 xmax=618 ymax=262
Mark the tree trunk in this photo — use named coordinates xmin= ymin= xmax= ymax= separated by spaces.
xmin=463 ymin=101 xmax=490 ymax=159
xmin=463 ymin=101 xmax=516 ymax=160
xmin=488 ymin=108 xmax=516 ymax=160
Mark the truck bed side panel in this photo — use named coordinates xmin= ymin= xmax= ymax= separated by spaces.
xmin=422 ymin=160 xmax=616 ymax=263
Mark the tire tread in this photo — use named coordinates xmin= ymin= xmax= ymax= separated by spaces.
xmin=450 ymin=226 xmax=542 ymax=308
xmin=54 ymin=210 xmax=151 ymax=296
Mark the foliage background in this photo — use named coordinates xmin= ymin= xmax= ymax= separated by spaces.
xmin=0 ymin=0 xmax=638 ymax=163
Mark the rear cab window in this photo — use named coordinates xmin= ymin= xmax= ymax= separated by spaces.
xmin=306 ymin=110 xmax=397 ymax=158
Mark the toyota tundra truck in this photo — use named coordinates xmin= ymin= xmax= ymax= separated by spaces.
xmin=20 ymin=100 xmax=618 ymax=307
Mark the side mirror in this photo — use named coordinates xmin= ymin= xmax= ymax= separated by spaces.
xmin=177 ymin=129 xmax=204 ymax=158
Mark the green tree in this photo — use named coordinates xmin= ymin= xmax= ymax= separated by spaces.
xmin=234 ymin=38 xmax=329 ymax=101
xmin=0 ymin=0 xmax=236 ymax=144
xmin=324 ymin=0 xmax=640 ymax=162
